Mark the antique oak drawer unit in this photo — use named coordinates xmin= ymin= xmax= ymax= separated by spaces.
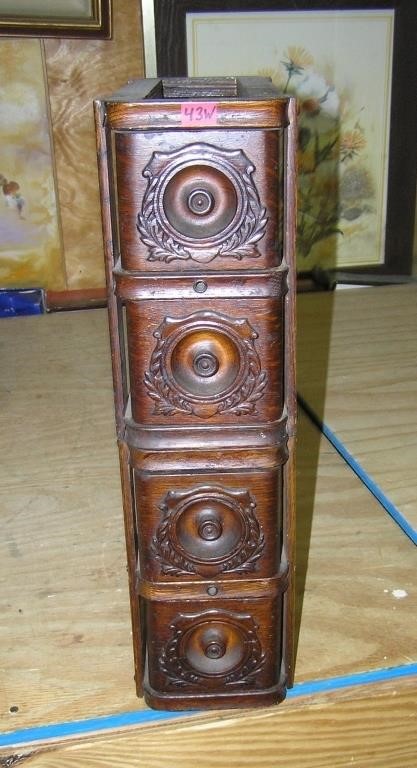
xmin=94 ymin=76 xmax=296 ymax=710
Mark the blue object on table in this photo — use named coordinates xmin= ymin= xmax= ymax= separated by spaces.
xmin=0 ymin=288 xmax=45 ymax=317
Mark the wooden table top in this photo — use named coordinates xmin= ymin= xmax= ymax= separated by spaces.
xmin=298 ymin=284 xmax=417 ymax=542
xmin=0 ymin=303 xmax=416 ymax=764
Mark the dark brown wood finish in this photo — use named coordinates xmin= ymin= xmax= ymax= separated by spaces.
xmin=125 ymin=296 xmax=284 ymax=426
xmin=114 ymin=128 xmax=282 ymax=271
xmin=282 ymin=95 xmax=297 ymax=687
xmin=128 ymin=441 xmax=287 ymax=474
xmin=94 ymin=77 xmax=297 ymax=709
xmin=143 ymin=596 xmax=283 ymax=709
xmin=134 ymin=469 xmax=282 ymax=582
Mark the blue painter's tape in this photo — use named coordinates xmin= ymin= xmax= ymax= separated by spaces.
xmin=0 ymin=709 xmax=192 ymax=748
xmin=287 ymin=662 xmax=417 ymax=698
xmin=0 ymin=288 xmax=44 ymax=317
xmin=1 ymin=663 xmax=416 ymax=748
xmin=298 ymin=395 xmax=417 ymax=546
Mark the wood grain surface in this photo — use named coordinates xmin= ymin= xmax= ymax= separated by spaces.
xmin=0 ymin=310 xmax=143 ymax=729
xmin=8 ymin=681 xmax=417 ymax=767
xmin=297 ymin=284 xmax=417 ymax=533
xmin=43 ymin=0 xmax=144 ymax=291
xmin=0 ymin=308 xmax=415 ymax=749
xmin=113 ymin=126 xmax=282 ymax=272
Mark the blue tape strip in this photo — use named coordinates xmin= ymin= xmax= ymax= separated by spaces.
xmin=287 ymin=662 xmax=417 ymax=697
xmin=298 ymin=395 xmax=417 ymax=546
xmin=0 ymin=709 xmax=192 ymax=748
xmin=1 ymin=663 xmax=416 ymax=747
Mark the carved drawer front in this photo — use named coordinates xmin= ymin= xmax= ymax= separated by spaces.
xmin=125 ymin=297 xmax=283 ymax=426
xmin=144 ymin=597 xmax=282 ymax=706
xmin=114 ymin=129 xmax=282 ymax=271
xmin=134 ymin=469 xmax=282 ymax=582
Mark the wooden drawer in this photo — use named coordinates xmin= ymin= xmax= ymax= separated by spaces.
xmin=134 ymin=468 xmax=283 ymax=583
xmin=114 ymin=128 xmax=283 ymax=272
xmin=95 ymin=77 xmax=297 ymax=709
xmin=123 ymin=294 xmax=284 ymax=426
xmin=143 ymin=596 xmax=284 ymax=709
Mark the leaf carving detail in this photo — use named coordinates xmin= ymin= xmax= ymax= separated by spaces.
xmin=137 ymin=145 xmax=267 ymax=263
xmin=152 ymin=489 xmax=265 ymax=577
xmin=143 ymin=315 xmax=267 ymax=419
xmin=159 ymin=612 xmax=266 ymax=687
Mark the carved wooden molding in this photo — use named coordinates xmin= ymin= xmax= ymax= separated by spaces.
xmin=137 ymin=143 xmax=267 ymax=263
xmin=144 ymin=310 xmax=267 ymax=419
xmin=151 ymin=485 xmax=265 ymax=578
xmin=160 ymin=610 xmax=266 ymax=687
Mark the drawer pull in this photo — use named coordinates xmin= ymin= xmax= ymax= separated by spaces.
xmin=193 ymin=279 xmax=208 ymax=294
xmin=205 ymin=640 xmax=225 ymax=659
xmin=193 ymin=351 xmax=219 ymax=378
xmin=199 ymin=518 xmax=222 ymax=541
xmin=187 ymin=189 xmax=214 ymax=216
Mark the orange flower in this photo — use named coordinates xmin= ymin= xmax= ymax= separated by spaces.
xmin=340 ymin=130 xmax=366 ymax=160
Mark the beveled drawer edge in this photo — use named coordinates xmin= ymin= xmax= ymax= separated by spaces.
xmin=143 ymin=669 xmax=287 ymax=710
xmin=129 ymin=446 xmax=286 ymax=474
xmin=113 ymin=262 xmax=288 ymax=301
xmin=124 ymin=412 xmax=287 ymax=452
xmin=137 ymin=565 xmax=289 ymax=601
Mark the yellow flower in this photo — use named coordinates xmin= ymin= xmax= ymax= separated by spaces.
xmin=281 ymin=47 xmax=315 ymax=92
xmin=256 ymin=67 xmax=285 ymax=89
xmin=284 ymin=47 xmax=314 ymax=70
xmin=340 ymin=130 xmax=366 ymax=160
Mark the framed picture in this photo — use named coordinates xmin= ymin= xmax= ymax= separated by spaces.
xmin=0 ymin=0 xmax=111 ymax=38
xmin=0 ymin=40 xmax=65 ymax=291
xmin=143 ymin=0 xmax=417 ymax=275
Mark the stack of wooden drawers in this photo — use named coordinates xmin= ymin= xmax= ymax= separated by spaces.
xmin=95 ymin=76 xmax=296 ymax=710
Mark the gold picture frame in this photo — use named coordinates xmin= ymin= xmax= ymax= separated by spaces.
xmin=0 ymin=0 xmax=111 ymax=38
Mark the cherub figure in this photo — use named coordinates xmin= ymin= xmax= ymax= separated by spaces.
xmin=0 ymin=174 xmax=25 ymax=218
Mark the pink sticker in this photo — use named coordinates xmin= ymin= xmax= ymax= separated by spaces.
xmin=181 ymin=102 xmax=218 ymax=127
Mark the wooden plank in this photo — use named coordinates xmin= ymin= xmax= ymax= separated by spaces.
xmin=0 ymin=309 xmax=415 ymax=742
xmin=297 ymin=284 xmax=417 ymax=536
xmin=4 ymin=681 xmax=417 ymax=767
xmin=295 ymin=401 xmax=416 ymax=683
xmin=0 ymin=310 xmax=142 ymax=730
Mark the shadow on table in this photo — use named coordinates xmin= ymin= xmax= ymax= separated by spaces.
xmin=293 ymin=288 xmax=336 ymax=665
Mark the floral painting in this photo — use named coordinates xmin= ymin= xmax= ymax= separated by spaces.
xmin=186 ymin=10 xmax=394 ymax=269
xmin=0 ymin=39 xmax=65 ymax=289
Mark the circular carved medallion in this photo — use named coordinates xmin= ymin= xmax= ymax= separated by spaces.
xmin=137 ymin=143 xmax=267 ymax=263
xmin=169 ymin=326 xmax=241 ymax=401
xmin=159 ymin=610 xmax=266 ymax=687
xmin=151 ymin=485 xmax=265 ymax=578
xmin=183 ymin=620 xmax=245 ymax=676
xmin=162 ymin=164 xmax=238 ymax=240
xmin=144 ymin=310 xmax=267 ymax=419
